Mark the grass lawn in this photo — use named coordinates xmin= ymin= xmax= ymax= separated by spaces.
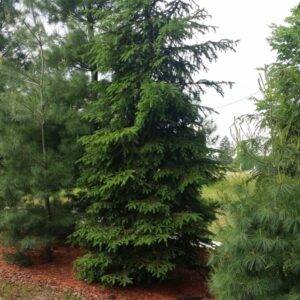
xmin=203 ymin=171 xmax=255 ymax=234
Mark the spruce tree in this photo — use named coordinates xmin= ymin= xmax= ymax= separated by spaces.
xmin=218 ymin=136 xmax=233 ymax=165
xmin=72 ymin=0 xmax=236 ymax=286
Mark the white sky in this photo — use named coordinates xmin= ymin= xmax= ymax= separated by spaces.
xmin=199 ymin=0 xmax=299 ymax=139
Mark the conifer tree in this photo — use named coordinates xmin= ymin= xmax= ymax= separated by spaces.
xmin=210 ymin=175 xmax=300 ymax=300
xmin=40 ymin=0 xmax=112 ymax=82
xmin=0 ymin=0 xmax=18 ymax=92
xmin=72 ymin=0 xmax=236 ymax=286
xmin=0 ymin=0 xmax=90 ymax=261
xmin=255 ymin=4 xmax=300 ymax=175
xmin=218 ymin=136 xmax=233 ymax=165
xmin=210 ymin=5 xmax=300 ymax=299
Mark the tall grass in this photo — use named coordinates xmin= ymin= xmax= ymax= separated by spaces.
xmin=203 ymin=172 xmax=255 ymax=234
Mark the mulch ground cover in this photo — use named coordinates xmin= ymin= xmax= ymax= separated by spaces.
xmin=0 ymin=244 xmax=213 ymax=300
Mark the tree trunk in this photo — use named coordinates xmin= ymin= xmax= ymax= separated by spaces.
xmin=87 ymin=10 xmax=98 ymax=82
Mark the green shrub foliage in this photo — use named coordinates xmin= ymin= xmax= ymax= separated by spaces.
xmin=71 ymin=0 xmax=236 ymax=286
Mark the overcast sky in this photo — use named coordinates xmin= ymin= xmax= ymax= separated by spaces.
xmin=198 ymin=0 xmax=299 ymax=140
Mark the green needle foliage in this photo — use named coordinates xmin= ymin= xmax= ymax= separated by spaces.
xmin=210 ymin=176 xmax=300 ymax=300
xmin=210 ymin=5 xmax=300 ymax=299
xmin=40 ymin=0 xmax=112 ymax=83
xmin=0 ymin=204 xmax=75 ymax=266
xmin=71 ymin=0 xmax=236 ymax=287
xmin=0 ymin=1 xmax=89 ymax=205
xmin=0 ymin=0 xmax=92 ymax=261
xmin=252 ymin=5 xmax=300 ymax=176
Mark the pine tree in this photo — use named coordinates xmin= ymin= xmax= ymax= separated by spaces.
xmin=210 ymin=176 xmax=300 ymax=300
xmin=255 ymin=5 xmax=300 ymax=175
xmin=0 ymin=0 xmax=18 ymax=93
xmin=0 ymin=0 xmax=90 ymax=261
xmin=210 ymin=5 xmax=300 ymax=299
xmin=40 ymin=0 xmax=112 ymax=82
xmin=71 ymin=0 xmax=236 ymax=286
xmin=0 ymin=0 xmax=18 ymax=54
xmin=232 ymin=138 xmax=261 ymax=171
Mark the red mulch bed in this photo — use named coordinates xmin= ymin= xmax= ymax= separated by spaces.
xmin=0 ymin=244 xmax=213 ymax=300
